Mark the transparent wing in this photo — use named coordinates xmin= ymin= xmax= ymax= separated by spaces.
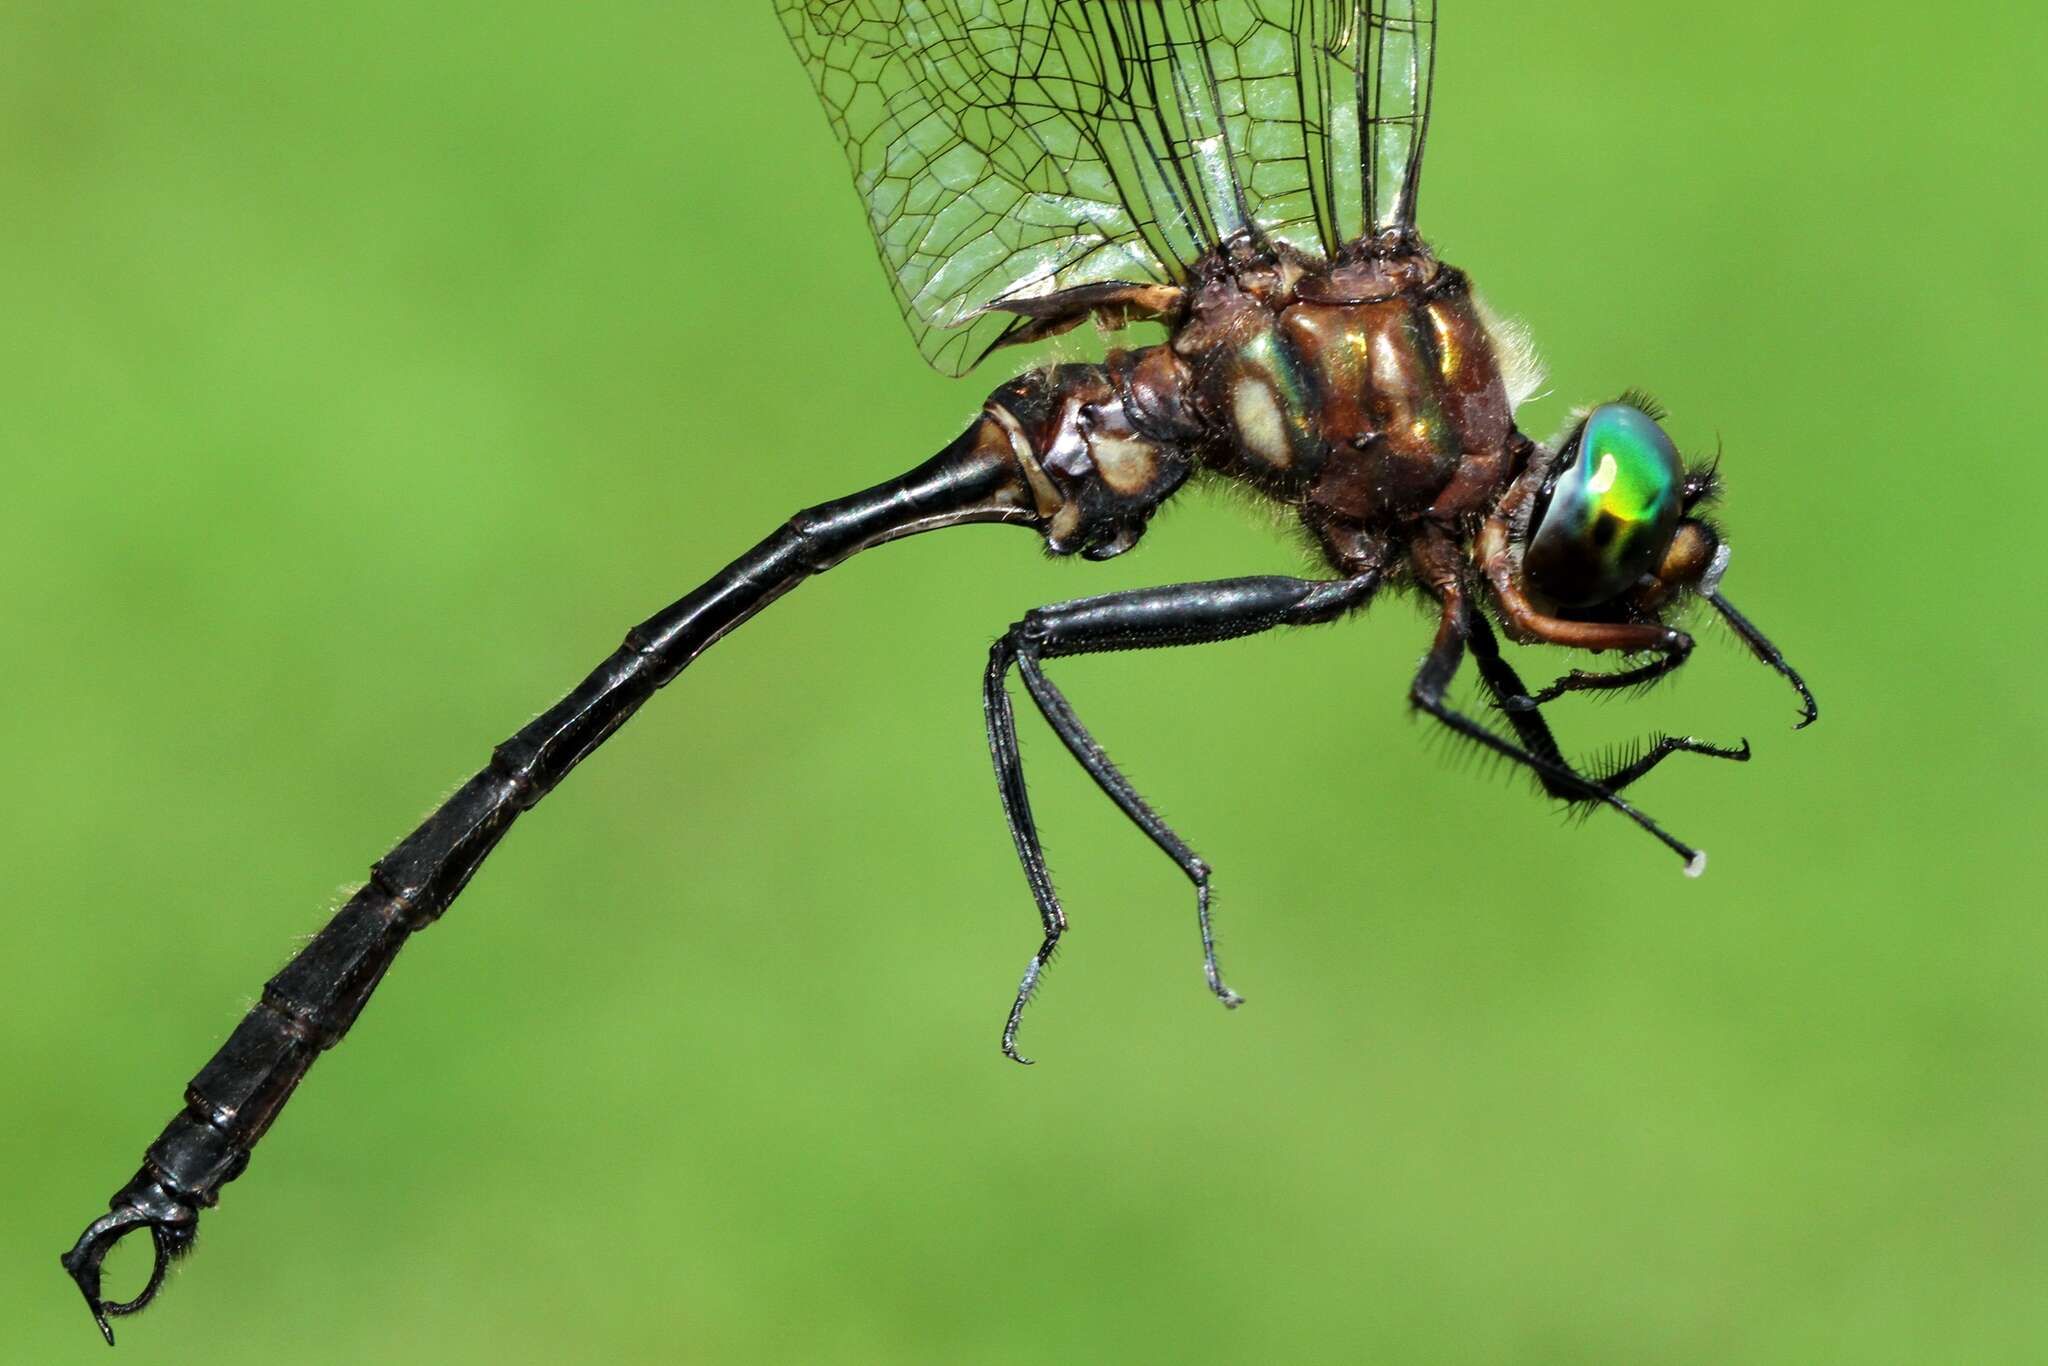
xmin=1361 ymin=0 xmax=1436 ymax=232
xmin=779 ymin=1 xmax=1438 ymax=375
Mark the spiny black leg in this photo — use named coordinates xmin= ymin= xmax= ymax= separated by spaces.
xmin=983 ymin=571 xmax=1381 ymax=1062
xmin=982 ymin=638 xmax=1067 ymax=1065
xmin=1500 ymin=634 xmax=1693 ymax=713
xmin=1409 ymin=589 xmax=1708 ymax=874
xmin=1705 ymin=591 xmax=1818 ymax=728
xmin=1014 ymin=651 xmax=1240 ymax=1008
xmin=1466 ymin=611 xmax=1748 ymax=798
xmin=1592 ymin=735 xmax=1750 ymax=791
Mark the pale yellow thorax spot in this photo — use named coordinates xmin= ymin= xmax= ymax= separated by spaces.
xmin=1090 ymin=433 xmax=1159 ymax=495
xmin=1233 ymin=379 xmax=1291 ymax=467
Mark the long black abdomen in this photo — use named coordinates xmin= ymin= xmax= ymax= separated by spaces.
xmin=60 ymin=416 xmax=1039 ymax=1341
xmin=62 ymin=338 xmax=1217 ymax=1342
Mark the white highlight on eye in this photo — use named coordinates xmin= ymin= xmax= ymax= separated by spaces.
xmin=1585 ymin=451 xmax=1620 ymax=496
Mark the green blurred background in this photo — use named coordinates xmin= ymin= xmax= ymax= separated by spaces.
xmin=2 ymin=3 xmax=2038 ymax=1362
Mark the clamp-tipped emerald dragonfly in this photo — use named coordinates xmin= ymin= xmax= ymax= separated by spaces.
xmin=64 ymin=1 xmax=1815 ymax=1341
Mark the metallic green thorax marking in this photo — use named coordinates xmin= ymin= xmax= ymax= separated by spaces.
xmin=1231 ymin=326 xmax=1320 ymax=472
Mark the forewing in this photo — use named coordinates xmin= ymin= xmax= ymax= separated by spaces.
xmin=1359 ymin=0 xmax=1436 ymax=233
xmin=778 ymin=2 xmax=1439 ymax=375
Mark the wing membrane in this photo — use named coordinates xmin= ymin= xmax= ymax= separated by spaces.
xmin=779 ymin=1 xmax=1438 ymax=374
xmin=1362 ymin=0 xmax=1435 ymax=231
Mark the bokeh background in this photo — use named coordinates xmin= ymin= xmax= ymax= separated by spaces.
xmin=3 ymin=3 xmax=2039 ymax=1362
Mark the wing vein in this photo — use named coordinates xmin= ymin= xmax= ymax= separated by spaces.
xmin=778 ymin=0 xmax=1439 ymax=375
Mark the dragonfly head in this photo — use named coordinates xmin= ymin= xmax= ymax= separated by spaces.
xmin=1520 ymin=397 xmax=1710 ymax=610
xmin=1513 ymin=395 xmax=1816 ymax=729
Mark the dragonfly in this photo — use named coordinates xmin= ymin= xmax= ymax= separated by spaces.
xmin=63 ymin=0 xmax=1814 ymax=1342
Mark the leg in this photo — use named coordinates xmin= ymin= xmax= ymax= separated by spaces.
xmin=1499 ymin=642 xmax=1691 ymax=712
xmin=984 ymin=572 xmax=1381 ymax=1063
xmin=1464 ymin=610 xmax=1749 ymax=799
xmin=1406 ymin=569 xmax=1708 ymax=874
xmin=1704 ymin=591 xmax=1819 ymax=729
xmin=981 ymin=644 xmax=1064 ymax=1062
xmin=1476 ymin=516 xmax=1693 ymax=709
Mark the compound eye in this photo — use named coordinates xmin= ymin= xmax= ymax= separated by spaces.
xmin=1524 ymin=403 xmax=1684 ymax=606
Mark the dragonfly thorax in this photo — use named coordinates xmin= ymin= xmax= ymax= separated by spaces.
xmin=981 ymin=245 xmax=1524 ymax=572
xmin=1171 ymin=244 xmax=1520 ymax=571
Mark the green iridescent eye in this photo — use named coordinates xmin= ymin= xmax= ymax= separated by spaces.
xmin=1524 ymin=403 xmax=1684 ymax=607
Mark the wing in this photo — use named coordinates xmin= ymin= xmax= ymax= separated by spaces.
xmin=1360 ymin=0 xmax=1436 ymax=233
xmin=779 ymin=1 xmax=1439 ymax=375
